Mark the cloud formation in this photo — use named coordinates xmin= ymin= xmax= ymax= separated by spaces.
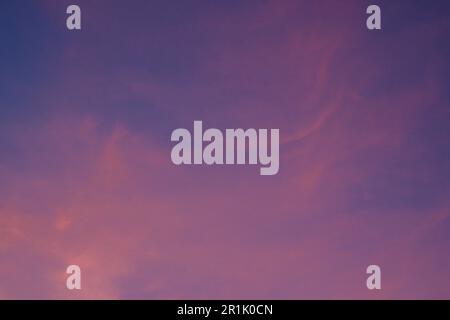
xmin=0 ymin=0 xmax=450 ymax=299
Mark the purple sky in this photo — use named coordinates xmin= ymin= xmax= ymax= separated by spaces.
xmin=0 ymin=0 xmax=450 ymax=299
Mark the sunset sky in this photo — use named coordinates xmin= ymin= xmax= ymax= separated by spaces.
xmin=1 ymin=0 xmax=450 ymax=299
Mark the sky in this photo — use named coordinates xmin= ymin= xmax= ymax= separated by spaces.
xmin=0 ymin=0 xmax=450 ymax=299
